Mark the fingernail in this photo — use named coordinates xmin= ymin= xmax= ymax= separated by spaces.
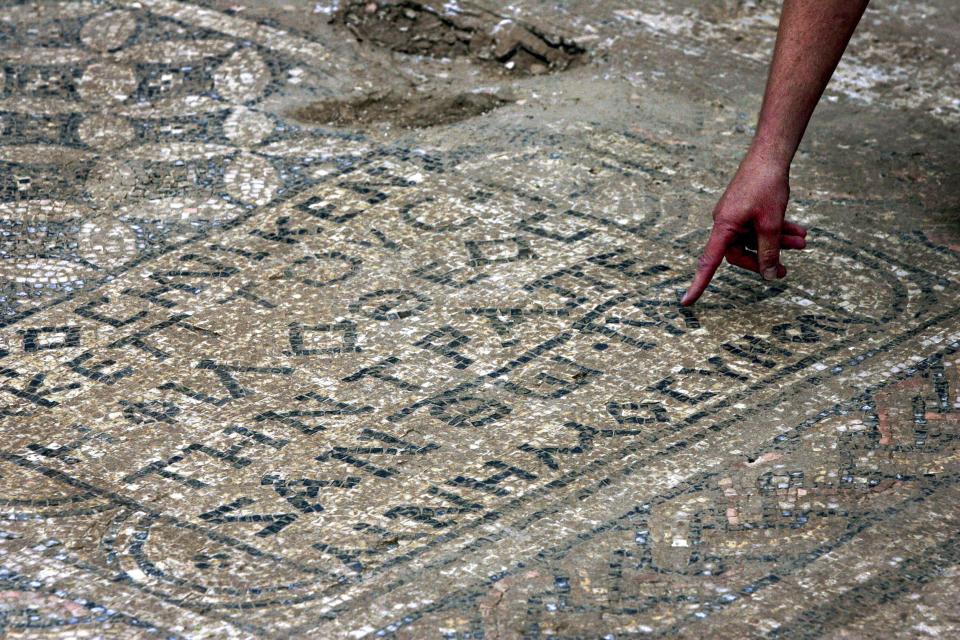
xmin=762 ymin=267 xmax=778 ymax=281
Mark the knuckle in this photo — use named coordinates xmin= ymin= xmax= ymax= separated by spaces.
xmin=713 ymin=218 xmax=738 ymax=235
xmin=759 ymin=251 xmax=780 ymax=265
xmin=759 ymin=245 xmax=780 ymax=258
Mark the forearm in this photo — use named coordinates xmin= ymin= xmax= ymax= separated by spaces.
xmin=683 ymin=0 xmax=867 ymax=305
xmin=749 ymin=0 xmax=869 ymax=170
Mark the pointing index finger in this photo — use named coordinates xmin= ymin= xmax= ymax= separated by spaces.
xmin=681 ymin=224 xmax=735 ymax=306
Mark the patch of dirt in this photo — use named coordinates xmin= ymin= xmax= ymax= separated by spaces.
xmin=334 ymin=0 xmax=587 ymax=74
xmin=290 ymin=89 xmax=511 ymax=127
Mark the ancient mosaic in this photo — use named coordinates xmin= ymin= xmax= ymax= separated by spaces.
xmin=0 ymin=1 xmax=958 ymax=638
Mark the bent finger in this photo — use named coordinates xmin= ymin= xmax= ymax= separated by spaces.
xmin=725 ymin=248 xmax=788 ymax=280
xmin=745 ymin=233 xmax=806 ymax=251
xmin=756 ymin=225 xmax=783 ymax=281
xmin=725 ymin=246 xmax=759 ymax=273
xmin=780 ymin=234 xmax=806 ymax=250
xmin=782 ymin=220 xmax=807 ymax=237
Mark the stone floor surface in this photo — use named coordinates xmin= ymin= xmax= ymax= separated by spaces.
xmin=0 ymin=0 xmax=958 ymax=638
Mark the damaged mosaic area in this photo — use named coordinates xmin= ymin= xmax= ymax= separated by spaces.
xmin=1 ymin=0 xmax=958 ymax=638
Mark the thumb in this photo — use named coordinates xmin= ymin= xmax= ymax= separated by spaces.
xmin=756 ymin=223 xmax=783 ymax=281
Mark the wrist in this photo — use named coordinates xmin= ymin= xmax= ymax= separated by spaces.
xmin=746 ymin=131 xmax=794 ymax=175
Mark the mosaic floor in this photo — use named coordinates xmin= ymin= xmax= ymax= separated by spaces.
xmin=1 ymin=1 xmax=959 ymax=638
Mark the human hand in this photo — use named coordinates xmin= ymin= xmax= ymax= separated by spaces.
xmin=680 ymin=152 xmax=807 ymax=306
